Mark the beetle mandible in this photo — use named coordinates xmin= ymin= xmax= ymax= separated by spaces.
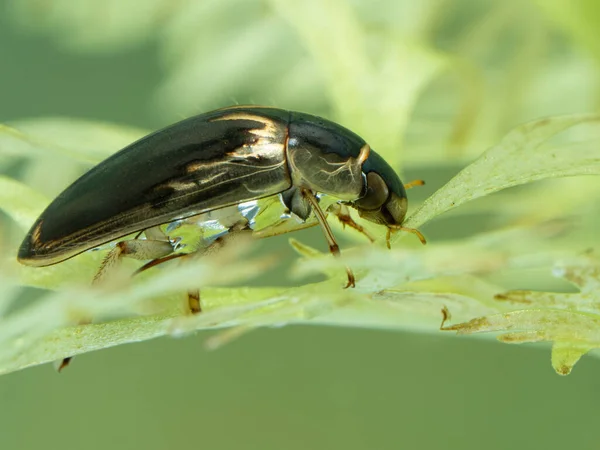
xmin=18 ymin=106 xmax=425 ymax=311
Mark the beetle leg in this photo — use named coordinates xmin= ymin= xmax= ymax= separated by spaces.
xmin=187 ymin=289 xmax=201 ymax=314
xmin=386 ymin=226 xmax=427 ymax=249
xmin=182 ymin=221 xmax=252 ymax=313
xmin=56 ymin=357 xmax=73 ymax=372
xmin=57 ymin=233 xmax=178 ymax=371
xmin=131 ymin=252 xmax=201 ymax=314
xmin=93 ymin=236 xmax=175 ymax=284
xmin=135 ymin=253 xmax=203 ymax=314
xmin=404 ymin=179 xmax=425 ymax=189
xmin=327 ymin=203 xmax=376 ymax=243
xmin=135 ymin=220 xmax=252 ymax=314
xmin=281 ymin=186 xmax=312 ymax=220
xmin=133 ymin=252 xmax=187 ymax=275
xmin=301 ymin=189 xmax=355 ymax=288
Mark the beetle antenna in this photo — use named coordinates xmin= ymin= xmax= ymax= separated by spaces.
xmin=404 ymin=179 xmax=425 ymax=190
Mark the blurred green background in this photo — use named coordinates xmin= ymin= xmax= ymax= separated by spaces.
xmin=1 ymin=1 xmax=600 ymax=449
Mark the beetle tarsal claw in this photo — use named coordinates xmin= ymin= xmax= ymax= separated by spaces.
xmin=188 ymin=289 xmax=201 ymax=314
xmin=439 ymin=306 xmax=452 ymax=329
xmin=343 ymin=270 xmax=356 ymax=289
xmin=55 ymin=356 xmax=72 ymax=373
xmin=386 ymin=226 xmax=427 ymax=248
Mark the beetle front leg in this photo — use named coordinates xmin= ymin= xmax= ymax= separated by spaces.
xmin=301 ymin=189 xmax=355 ymax=288
xmin=327 ymin=203 xmax=376 ymax=243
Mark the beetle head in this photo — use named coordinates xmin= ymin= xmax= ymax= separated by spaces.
xmin=350 ymin=171 xmax=407 ymax=226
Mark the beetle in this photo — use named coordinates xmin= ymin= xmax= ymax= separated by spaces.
xmin=18 ymin=105 xmax=425 ymax=309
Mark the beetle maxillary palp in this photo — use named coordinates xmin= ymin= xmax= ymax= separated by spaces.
xmin=301 ymin=189 xmax=356 ymax=288
xmin=384 ymin=179 xmax=426 ymax=249
xmin=386 ymin=226 xmax=427 ymax=249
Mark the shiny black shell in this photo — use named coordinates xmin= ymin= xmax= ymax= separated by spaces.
xmin=18 ymin=106 xmax=405 ymax=266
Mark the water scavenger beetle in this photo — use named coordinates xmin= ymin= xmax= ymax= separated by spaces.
xmin=18 ymin=105 xmax=425 ymax=318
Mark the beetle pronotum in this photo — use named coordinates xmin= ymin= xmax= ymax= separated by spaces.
xmin=18 ymin=106 xmax=425 ymax=367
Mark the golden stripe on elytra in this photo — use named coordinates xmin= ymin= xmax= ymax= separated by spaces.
xmin=211 ymin=112 xmax=281 ymax=140
xmin=30 ymin=220 xmax=44 ymax=247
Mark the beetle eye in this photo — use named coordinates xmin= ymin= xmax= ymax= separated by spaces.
xmin=353 ymin=172 xmax=389 ymax=211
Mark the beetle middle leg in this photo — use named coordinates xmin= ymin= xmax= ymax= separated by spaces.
xmin=300 ymin=189 xmax=356 ymax=288
xmin=134 ymin=220 xmax=253 ymax=314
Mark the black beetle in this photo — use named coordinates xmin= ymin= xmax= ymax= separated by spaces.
xmin=18 ymin=105 xmax=425 ymax=307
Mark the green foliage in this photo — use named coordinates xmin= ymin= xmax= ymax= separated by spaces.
xmin=1 ymin=0 xmax=600 ymax=376
xmin=1 ymin=114 xmax=599 ymax=375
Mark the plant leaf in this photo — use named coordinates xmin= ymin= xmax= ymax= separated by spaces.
xmin=403 ymin=114 xmax=600 ymax=231
xmin=442 ymin=255 xmax=600 ymax=375
xmin=1 ymin=114 xmax=600 ymax=376
xmin=0 ymin=176 xmax=49 ymax=230
xmin=0 ymin=118 xmax=147 ymax=164
xmin=7 ymin=0 xmax=173 ymax=53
